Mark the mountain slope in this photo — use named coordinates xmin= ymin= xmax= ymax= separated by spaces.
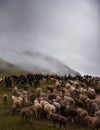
xmin=0 ymin=58 xmax=27 ymax=76
xmin=0 ymin=52 xmax=81 ymax=76
xmin=21 ymin=51 xmax=81 ymax=76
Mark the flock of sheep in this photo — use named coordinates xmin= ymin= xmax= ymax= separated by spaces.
xmin=1 ymin=74 xmax=100 ymax=130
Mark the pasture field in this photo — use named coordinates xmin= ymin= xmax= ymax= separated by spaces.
xmin=0 ymin=87 xmax=90 ymax=130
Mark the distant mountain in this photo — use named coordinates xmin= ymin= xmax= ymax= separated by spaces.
xmin=0 ymin=58 xmax=18 ymax=71
xmin=0 ymin=58 xmax=27 ymax=76
xmin=0 ymin=52 xmax=81 ymax=76
xmin=21 ymin=51 xmax=81 ymax=76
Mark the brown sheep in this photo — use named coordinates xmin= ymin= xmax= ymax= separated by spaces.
xmin=77 ymin=107 xmax=88 ymax=118
xmin=79 ymin=94 xmax=88 ymax=102
xmin=36 ymin=87 xmax=42 ymax=97
xmin=47 ymin=85 xmax=54 ymax=93
xmin=76 ymin=107 xmax=88 ymax=125
xmin=87 ymin=88 xmax=96 ymax=99
xmin=49 ymin=113 xmax=67 ymax=129
xmin=12 ymin=86 xmax=19 ymax=96
xmin=2 ymin=93 xmax=8 ymax=104
xmin=64 ymin=96 xmax=75 ymax=105
xmin=21 ymin=106 xmax=34 ymax=121
xmin=48 ymin=93 xmax=56 ymax=101
xmin=12 ymin=101 xmax=21 ymax=115
xmin=85 ymin=115 xmax=100 ymax=130
xmin=12 ymin=103 xmax=18 ymax=115
xmin=94 ymin=110 xmax=100 ymax=117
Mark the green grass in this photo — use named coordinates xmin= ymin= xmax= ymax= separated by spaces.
xmin=0 ymin=69 xmax=28 ymax=77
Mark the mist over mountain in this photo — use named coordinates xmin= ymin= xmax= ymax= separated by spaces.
xmin=0 ymin=58 xmax=27 ymax=76
xmin=0 ymin=52 xmax=80 ymax=76
xmin=0 ymin=58 xmax=19 ymax=71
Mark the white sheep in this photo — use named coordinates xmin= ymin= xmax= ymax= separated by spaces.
xmin=44 ymin=101 xmax=56 ymax=118
xmin=34 ymin=99 xmax=42 ymax=119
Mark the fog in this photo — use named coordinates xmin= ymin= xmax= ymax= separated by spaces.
xmin=0 ymin=0 xmax=99 ymax=76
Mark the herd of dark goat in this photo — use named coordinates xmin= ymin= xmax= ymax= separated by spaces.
xmin=0 ymin=73 xmax=100 ymax=130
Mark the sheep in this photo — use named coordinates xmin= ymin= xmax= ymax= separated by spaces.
xmin=11 ymin=95 xmax=23 ymax=104
xmin=76 ymin=107 xmax=88 ymax=125
xmin=12 ymin=86 xmax=19 ymax=96
xmin=11 ymin=95 xmax=23 ymax=108
xmin=94 ymin=96 xmax=100 ymax=106
xmin=79 ymin=94 xmax=88 ymax=102
xmin=34 ymin=99 xmax=42 ymax=119
xmin=92 ymin=102 xmax=99 ymax=113
xmin=12 ymin=100 xmax=22 ymax=115
xmin=39 ymin=98 xmax=48 ymax=108
xmin=85 ymin=115 xmax=100 ymax=130
xmin=55 ymin=80 xmax=60 ymax=85
xmin=0 ymin=77 xmax=3 ymax=88
xmin=11 ymin=95 xmax=23 ymax=114
xmin=72 ymin=80 xmax=80 ymax=87
xmin=12 ymin=102 xmax=19 ymax=115
xmin=44 ymin=101 xmax=56 ymax=118
xmin=55 ymin=80 xmax=61 ymax=88
xmin=29 ymin=93 xmax=36 ymax=103
xmin=39 ymin=99 xmax=50 ymax=118
xmin=22 ymin=89 xmax=28 ymax=96
xmin=48 ymin=93 xmax=56 ymax=101
xmin=21 ymin=94 xmax=28 ymax=106
xmin=63 ymin=96 xmax=75 ymax=105
xmin=60 ymin=86 xmax=68 ymax=93
xmin=75 ymin=98 xmax=85 ymax=108
xmin=2 ymin=93 xmax=8 ymax=104
xmin=69 ymin=85 xmax=76 ymax=93
xmin=21 ymin=105 xmax=35 ymax=121
xmin=65 ymin=83 xmax=71 ymax=89
xmin=47 ymin=85 xmax=54 ymax=93
xmin=56 ymin=94 xmax=61 ymax=102
xmin=87 ymin=88 xmax=96 ymax=99
xmin=50 ymin=78 xmax=56 ymax=83
xmin=52 ymin=99 xmax=61 ymax=114
xmin=64 ymin=103 xmax=78 ymax=123
xmin=49 ymin=113 xmax=67 ymax=129
xmin=36 ymin=87 xmax=42 ymax=97
xmin=94 ymin=110 xmax=100 ymax=117
xmin=77 ymin=107 xmax=88 ymax=118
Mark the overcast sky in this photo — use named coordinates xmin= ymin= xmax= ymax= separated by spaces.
xmin=0 ymin=0 xmax=99 ymax=76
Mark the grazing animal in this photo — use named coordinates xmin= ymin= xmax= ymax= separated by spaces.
xmin=2 ymin=93 xmax=8 ymax=104
xmin=85 ymin=115 xmax=100 ymax=130
xmin=49 ymin=113 xmax=67 ymax=129
xmin=44 ymin=102 xmax=56 ymax=118
xmin=34 ymin=99 xmax=42 ymax=119
xmin=21 ymin=106 xmax=34 ymax=121
xmin=52 ymin=99 xmax=61 ymax=114
xmin=65 ymin=104 xmax=77 ymax=123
